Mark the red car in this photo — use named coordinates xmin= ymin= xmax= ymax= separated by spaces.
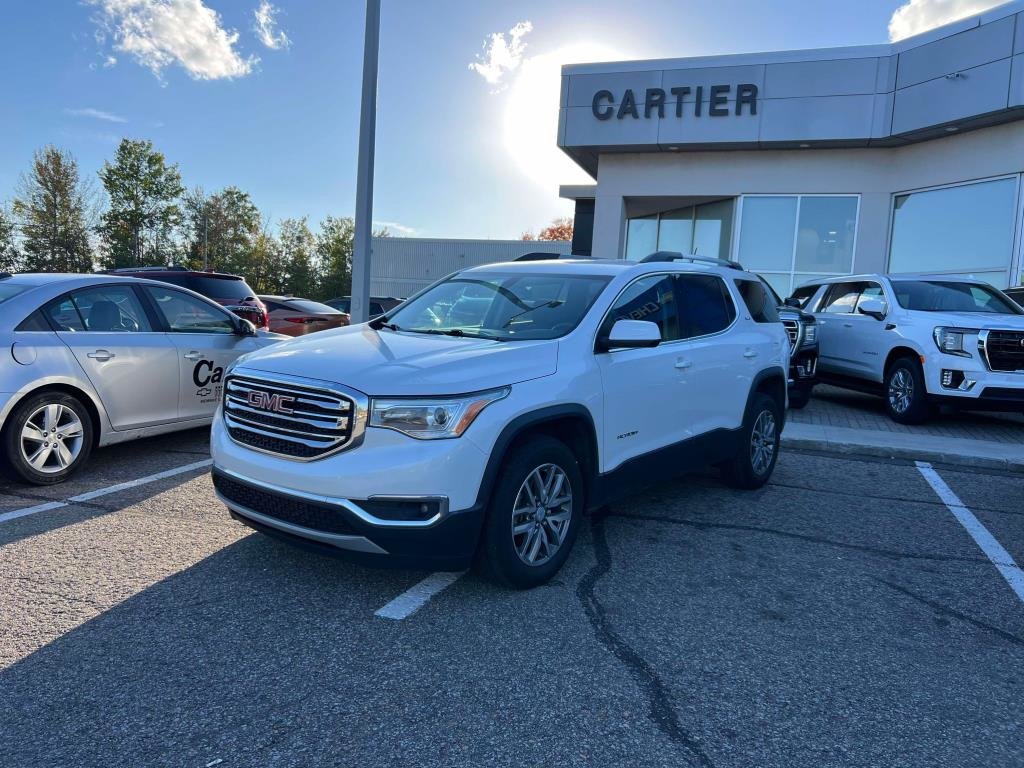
xmin=107 ymin=267 xmax=269 ymax=329
xmin=259 ymin=296 xmax=350 ymax=337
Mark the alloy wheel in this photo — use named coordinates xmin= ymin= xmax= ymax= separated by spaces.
xmin=750 ymin=410 xmax=776 ymax=476
xmin=511 ymin=463 xmax=573 ymax=566
xmin=888 ymin=368 xmax=914 ymax=414
xmin=20 ymin=404 xmax=85 ymax=474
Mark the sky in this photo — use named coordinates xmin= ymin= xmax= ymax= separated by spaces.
xmin=0 ymin=0 xmax=1012 ymax=240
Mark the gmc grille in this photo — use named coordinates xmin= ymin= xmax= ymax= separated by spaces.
xmin=223 ymin=374 xmax=365 ymax=460
xmin=782 ymin=319 xmax=801 ymax=349
xmin=980 ymin=330 xmax=1024 ymax=373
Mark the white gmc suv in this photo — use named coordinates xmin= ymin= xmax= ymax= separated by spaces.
xmin=211 ymin=254 xmax=789 ymax=588
xmin=791 ymin=274 xmax=1024 ymax=423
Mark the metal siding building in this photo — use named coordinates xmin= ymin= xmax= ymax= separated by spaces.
xmin=369 ymin=237 xmax=572 ymax=298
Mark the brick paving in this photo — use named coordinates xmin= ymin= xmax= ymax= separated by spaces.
xmin=789 ymin=385 xmax=1024 ymax=445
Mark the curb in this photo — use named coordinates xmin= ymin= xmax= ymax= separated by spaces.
xmin=781 ymin=424 xmax=1024 ymax=473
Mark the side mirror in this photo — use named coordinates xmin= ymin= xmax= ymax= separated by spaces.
xmin=858 ymin=297 xmax=887 ymax=320
xmin=598 ymin=319 xmax=662 ymax=351
xmin=235 ymin=318 xmax=258 ymax=337
xmin=784 ymin=297 xmax=802 ymax=309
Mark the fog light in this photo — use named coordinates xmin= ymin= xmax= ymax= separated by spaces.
xmin=941 ymin=369 xmax=967 ymax=390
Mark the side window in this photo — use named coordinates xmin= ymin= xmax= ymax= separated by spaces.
xmin=16 ymin=310 xmax=53 ymax=332
xmin=605 ymin=275 xmax=681 ymax=342
xmin=68 ymin=285 xmax=153 ymax=332
xmin=821 ymin=282 xmax=864 ymax=314
xmin=855 ymin=283 xmax=884 ymax=312
xmin=144 ymin=286 xmax=236 ymax=334
xmin=789 ymin=284 xmax=820 ymax=310
xmin=678 ymin=275 xmax=736 ymax=337
xmin=44 ymin=297 xmax=86 ymax=332
xmin=734 ymin=279 xmax=780 ymax=323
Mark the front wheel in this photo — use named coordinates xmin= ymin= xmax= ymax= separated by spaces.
xmin=885 ymin=357 xmax=930 ymax=424
xmin=476 ymin=436 xmax=583 ymax=589
xmin=3 ymin=392 xmax=94 ymax=485
xmin=721 ymin=392 xmax=782 ymax=490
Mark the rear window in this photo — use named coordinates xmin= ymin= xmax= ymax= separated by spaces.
xmin=0 ymin=283 xmax=30 ymax=304
xmin=191 ymin=276 xmax=254 ymax=301
xmin=284 ymin=299 xmax=342 ymax=314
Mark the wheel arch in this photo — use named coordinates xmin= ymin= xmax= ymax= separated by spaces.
xmin=745 ymin=366 xmax=788 ymax=423
xmin=884 ymin=346 xmax=924 ymax=376
xmin=1 ymin=383 xmax=105 ymax=448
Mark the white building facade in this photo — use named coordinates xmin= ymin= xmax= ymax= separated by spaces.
xmin=558 ymin=3 xmax=1024 ymax=296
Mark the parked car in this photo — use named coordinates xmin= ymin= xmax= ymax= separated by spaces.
xmin=107 ymin=267 xmax=270 ymax=330
xmin=211 ymin=252 xmax=789 ymax=588
xmin=755 ymin=277 xmax=819 ymax=409
xmin=0 ymin=273 xmax=285 ymax=484
xmin=1005 ymin=285 xmax=1024 ymax=309
xmin=794 ymin=274 xmax=1024 ymax=423
xmin=259 ymin=296 xmax=350 ymax=337
xmin=324 ymin=295 xmax=402 ymax=319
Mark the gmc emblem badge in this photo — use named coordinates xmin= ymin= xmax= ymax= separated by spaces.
xmin=247 ymin=390 xmax=296 ymax=415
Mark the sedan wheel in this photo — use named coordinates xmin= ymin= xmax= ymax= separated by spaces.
xmin=20 ymin=403 xmax=86 ymax=474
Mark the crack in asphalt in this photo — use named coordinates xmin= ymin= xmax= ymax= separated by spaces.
xmin=608 ymin=511 xmax=990 ymax=565
xmin=576 ymin=511 xmax=715 ymax=768
xmin=875 ymin=578 xmax=1024 ymax=648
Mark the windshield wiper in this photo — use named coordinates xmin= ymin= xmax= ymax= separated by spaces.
xmin=372 ymin=320 xmax=400 ymax=331
xmin=502 ymin=300 xmax=564 ymax=328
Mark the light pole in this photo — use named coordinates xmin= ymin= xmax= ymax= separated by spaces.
xmin=350 ymin=0 xmax=380 ymax=323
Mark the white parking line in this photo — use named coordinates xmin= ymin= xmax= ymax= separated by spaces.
xmin=916 ymin=461 xmax=1024 ymax=605
xmin=374 ymin=571 xmax=466 ymax=620
xmin=0 ymin=459 xmax=214 ymax=525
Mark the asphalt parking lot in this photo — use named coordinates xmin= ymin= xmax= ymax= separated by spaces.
xmin=1 ymin=429 xmax=1022 ymax=767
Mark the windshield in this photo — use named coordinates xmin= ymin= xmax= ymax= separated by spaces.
xmin=891 ymin=280 xmax=1022 ymax=314
xmin=385 ymin=273 xmax=612 ymax=340
xmin=0 ymin=283 xmax=30 ymax=305
xmin=191 ymin=276 xmax=254 ymax=301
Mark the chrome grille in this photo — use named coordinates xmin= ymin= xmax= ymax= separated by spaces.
xmin=782 ymin=319 xmax=801 ymax=349
xmin=980 ymin=329 xmax=1024 ymax=373
xmin=223 ymin=374 xmax=366 ymax=460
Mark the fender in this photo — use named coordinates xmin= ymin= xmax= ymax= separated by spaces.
xmin=744 ymin=365 xmax=788 ymax=428
xmin=471 ymin=404 xmax=599 ymax=511
xmin=0 ymin=376 xmax=110 ymax=443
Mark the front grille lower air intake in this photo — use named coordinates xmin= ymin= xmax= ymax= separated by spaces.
xmin=223 ymin=374 xmax=367 ymax=460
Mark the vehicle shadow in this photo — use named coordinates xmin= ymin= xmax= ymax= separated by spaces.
xmin=0 ymin=532 xmax=430 ymax=767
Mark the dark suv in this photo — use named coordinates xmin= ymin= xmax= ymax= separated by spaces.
xmin=758 ymin=277 xmax=819 ymax=409
xmin=106 ymin=267 xmax=269 ymax=329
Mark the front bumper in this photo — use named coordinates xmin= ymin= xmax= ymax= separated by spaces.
xmin=788 ymin=349 xmax=818 ymax=384
xmin=923 ymin=356 xmax=1024 ymax=411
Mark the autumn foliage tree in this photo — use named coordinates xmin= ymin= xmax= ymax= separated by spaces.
xmin=521 ymin=216 xmax=573 ymax=242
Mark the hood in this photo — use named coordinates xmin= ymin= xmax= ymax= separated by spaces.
xmin=236 ymin=325 xmax=559 ymax=396
xmin=910 ymin=311 xmax=1024 ymax=329
xmin=777 ymin=306 xmax=815 ymax=323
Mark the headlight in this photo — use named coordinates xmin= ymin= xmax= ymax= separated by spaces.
xmin=933 ymin=327 xmax=973 ymax=357
xmin=369 ymin=387 xmax=510 ymax=439
xmin=802 ymin=324 xmax=817 ymax=344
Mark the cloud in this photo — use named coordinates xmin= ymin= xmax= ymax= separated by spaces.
xmin=888 ymin=0 xmax=1009 ymax=41
xmin=468 ymin=21 xmax=532 ymax=88
xmin=373 ymin=220 xmax=417 ymax=236
xmin=89 ymin=0 xmax=256 ymax=80
xmin=64 ymin=107 xmax=128 ymax=123
xmin=253 ymin=0 xmax=290 ymax=50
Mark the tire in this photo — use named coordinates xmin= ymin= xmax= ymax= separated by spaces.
xmin=476 ymin=435 xmax=584 ymax=589
xmin=2 ymin=392 xmax=94 ymax=485
xmin=884 ymin=357 xmax=930 ymax=425
xmin=721 ymin=392 xmax=782 ymax=490
xmin=788 ymin=384 xmax=813 ymax=410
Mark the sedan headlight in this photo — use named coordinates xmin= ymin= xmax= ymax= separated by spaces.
xmin=933 ymin=327 xmax=973 ymax=358
xmin=369 ymin=387 xmax=510 ymax=439
xmin=802 ymin=324 xmax=817 ymax=345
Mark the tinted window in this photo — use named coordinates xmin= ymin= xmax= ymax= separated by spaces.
xmin=284 ymin=299 xmax=339 ymax=314
xmin=16 ymin=310 xmax=52 ymax=332
xmin=263 ymin=300 xmax=286 ymax=312
xmin=820 ymin=282 xmax=863 ymax=314
xmin=789 ymin=284 xmax=820 ymax=310
xmin=734 ymin=279 xmax=780 ymax=323
xmin=70 ymin=285 xmax=152 ymax=332
xmin=605 ymin=275 xmax=681 ymax=342
xmin=145 ymin=286 xmax=236 ymax=333
xmin=190 ymin=276 xmax=254 ymax=301
xmin=891 ymin=280 xmax=1023 ymax=314
xmin=44 ymin=297 xmax=85 ymax=331
xmin=0 ymin=283 xmax=31 ymax=304
xmin=678 ymin=275 xmax=735 ymax=337
xmin=328 ymin=298 xmax=351 ymax=313
xmin=370 ymin=302 xmax=385 ymax=316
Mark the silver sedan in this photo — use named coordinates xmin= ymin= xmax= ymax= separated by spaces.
xmin=0 ymin=273 xmax=287 ymax=484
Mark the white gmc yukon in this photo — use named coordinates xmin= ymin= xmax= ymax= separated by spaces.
xmin=792 ymin=274 xmax=1024 ymax=423
xmin=211 ymin=254 xmax=789 ymax=588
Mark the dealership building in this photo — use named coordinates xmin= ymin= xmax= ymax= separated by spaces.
xmin=558 ymin=2 xmax=1024 ymax=296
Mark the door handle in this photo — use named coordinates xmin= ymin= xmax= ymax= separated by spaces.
xmin=184 ymin=351 xmax=204 ymax=361
xmin=674 ymin=359 xmax=693 ymax=370
xmin=87 ymin=350 xmax=115 ymax=361
xmin=843 ymin=322 xmax=853 ymax=328
xmin=743 ymin=349 xmax=758 ymax=359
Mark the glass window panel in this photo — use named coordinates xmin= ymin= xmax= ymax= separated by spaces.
xmin=694 ymin=199 xmax=734 ymax=261
xmin=890 ymin=178 xmax=1017 ymax=275
xmin=737 ymin=197 xmax=797 ymax=271
xmin=606 ymin=275 xmax=681 ymax=342
xmin=71 ymin=286 xmax=152 ymax=332
xmin=658 ymin=207 xmax=694 ymax=252
xmin=759 ymin=273 xmax=793 ymax=299
xmin=625 ymin=216 xmax=658 ymax=261
xmin=795 ymin=197 xmax=857 ymax=273
xmin=145 ymin=286 xmax=236 ymax=334
xmin=677 ymin=275 xmax=736 ymax=337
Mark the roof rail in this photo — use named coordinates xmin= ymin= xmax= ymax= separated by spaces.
xmin=640 ymin=251 xmax=745 ymax=270
xmin=105 ymin=265 xmax=188 ymax=273
xmin=514 ymin=252 xmax=563 ymax=262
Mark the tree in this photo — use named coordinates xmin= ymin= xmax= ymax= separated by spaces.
xmin=279 ymin=217 xmax=321 ymax=298
xmin=317 ymin=216 xmax=355 ymax=300
xmin=521 ymin=216 xmax=574 ymax=242
xmin=248 ymin=229 xmax=286 ymax=295
xmin=0 ymin=205 xmax=20 ymax=272
xmin=11 ymin=146 xmax=96 ymax=273
xmin=99 ymin=139 xmax=184 ymax=269
xmin=182 ymin=186 xmax=260 ymax=274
